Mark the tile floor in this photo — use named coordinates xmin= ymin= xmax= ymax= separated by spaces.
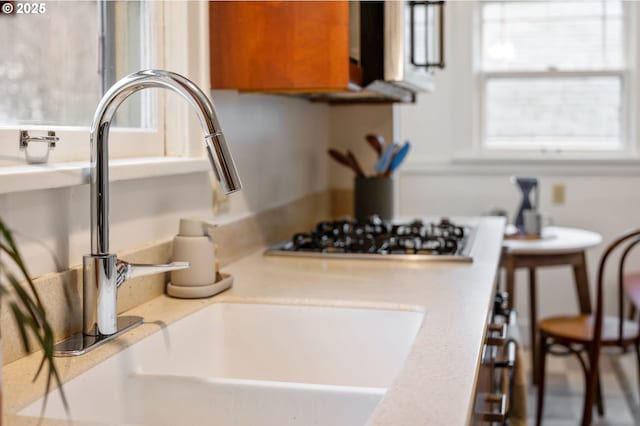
xmin=523 ymin=346 xmax=640 ymax=425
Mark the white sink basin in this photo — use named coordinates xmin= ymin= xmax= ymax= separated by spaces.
xmin=20 ymin=302 xmax=424 ymax=425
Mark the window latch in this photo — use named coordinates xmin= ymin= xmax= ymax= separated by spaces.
xmin=19 ymin=130 xmax=59 ymax=164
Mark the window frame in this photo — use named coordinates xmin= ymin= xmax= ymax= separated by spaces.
xmin=0 ymin=0 xmax=210 ymax=171
xmin=474 ymin=0 xmax=636 ymax=157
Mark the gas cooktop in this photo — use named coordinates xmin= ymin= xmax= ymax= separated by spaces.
xmin=265 ymin=216 xmax=475 ymax=262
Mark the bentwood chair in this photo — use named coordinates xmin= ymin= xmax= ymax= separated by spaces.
xmin=535 ymin=229 xmax=640 ymax=426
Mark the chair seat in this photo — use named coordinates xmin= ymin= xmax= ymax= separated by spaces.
xmin=539 ymin=314 xmax=640 ymax=346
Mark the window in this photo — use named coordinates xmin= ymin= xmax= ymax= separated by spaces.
xmin=0 ymin=1 xmax=101 ymax=127
xmin=0 ymin=1 xmax=164 ymax=165
xmin=478 ymin=0 xmax=630 ymax=152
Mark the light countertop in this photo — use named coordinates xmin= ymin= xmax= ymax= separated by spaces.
xmin=4 ymin=216 xmax=505 ymax=425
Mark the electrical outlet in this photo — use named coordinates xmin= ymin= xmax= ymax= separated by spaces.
xmin=552 ymin=183 xmax=566 ymax=205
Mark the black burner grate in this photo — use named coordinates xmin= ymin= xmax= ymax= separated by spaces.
xmin=289 ymin=216 xmax=466 ymax=255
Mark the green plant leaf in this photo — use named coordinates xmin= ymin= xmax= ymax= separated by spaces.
xmin=0 ymin=240 xmax=43 ymax=310
xmin=0 ymin=218 xmax=68 ymax=417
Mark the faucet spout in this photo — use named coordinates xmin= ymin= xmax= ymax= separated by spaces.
xmin=83 ymin=69 xmax=241 ymax=337
xmin=90 ymin=69 xmax=241 ymax=256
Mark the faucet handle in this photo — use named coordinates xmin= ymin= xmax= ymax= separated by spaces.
xmin=116 ymin=260 xmax=190 ymax=288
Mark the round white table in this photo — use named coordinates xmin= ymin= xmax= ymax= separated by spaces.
xmin=502 ymin=226 xmax=603 ymax=384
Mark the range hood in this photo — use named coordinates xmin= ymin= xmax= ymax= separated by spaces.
xmin=309 ymin=1 xmax=445 ymax=104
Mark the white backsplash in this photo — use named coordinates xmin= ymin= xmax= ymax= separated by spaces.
xmin=211 ymin=91 xmax=329 ymax=223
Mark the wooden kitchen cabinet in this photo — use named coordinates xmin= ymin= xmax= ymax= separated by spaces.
xmin=209 ymin=1 xmax=360 ymax=92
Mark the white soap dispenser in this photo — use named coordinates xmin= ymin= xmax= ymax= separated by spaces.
xmin=166 ymin=218 xmax=233 ymax=299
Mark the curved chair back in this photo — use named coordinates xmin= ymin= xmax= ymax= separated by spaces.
xmin=589 ymin=229 xmax=640 ymax=401
xmin=618 ymin=237 xmax=640 ymax=344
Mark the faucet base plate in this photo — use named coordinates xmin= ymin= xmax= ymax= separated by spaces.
xmin=53 ymin=316 xmax=143 ymax=357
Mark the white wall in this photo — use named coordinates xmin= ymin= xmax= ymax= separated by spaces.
xmin=1 ymin=93 xmax=329 ymax=278
xmin=212 ymin=92 xmax=329 ymax=221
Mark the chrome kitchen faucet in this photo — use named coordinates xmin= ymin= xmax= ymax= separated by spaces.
xmin=54 ymin=70 xmax=242 ymax=356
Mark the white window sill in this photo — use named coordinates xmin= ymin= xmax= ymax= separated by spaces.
xmin=402 ymin=155 xmax=640 ymax=176
xmin=0 ymin=157 xmax=211 ymax=194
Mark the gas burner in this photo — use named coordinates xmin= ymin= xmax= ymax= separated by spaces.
xmin=266 ymin=216 xmax=475 ymax=262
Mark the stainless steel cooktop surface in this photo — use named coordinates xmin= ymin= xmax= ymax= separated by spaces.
xmin=265 ymin=217 xmax=476 ymax=262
